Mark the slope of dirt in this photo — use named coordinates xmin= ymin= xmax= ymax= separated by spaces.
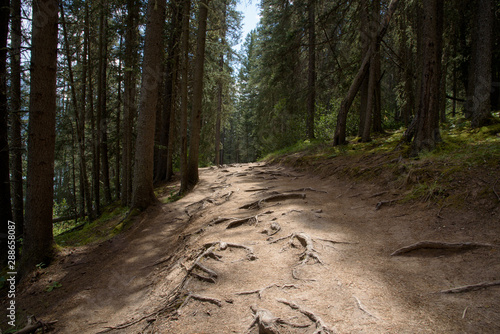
xmin=4 ymin=162 xmax=500 ymax=333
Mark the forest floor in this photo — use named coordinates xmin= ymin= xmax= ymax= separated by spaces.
xmin=5 ymin=146 xmax=500 ymax=333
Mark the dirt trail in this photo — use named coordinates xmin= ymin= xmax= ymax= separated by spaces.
xmin=10 ymin=162 xmax=500 ymax=333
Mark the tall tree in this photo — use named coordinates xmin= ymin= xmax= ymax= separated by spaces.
xmin=179 ymin=0 xmax=191 ymax=194
xmin=10 ymin=0 xmax=23 ymax=234
xmin=97 ymin=1 xmax=112 ymax=204
xmin=131 ymin=0 xmax=166 ymax=210
xmin=468 ymin=0 xmax=493 ymax=127
xmin=183 ymin=0 xmax=211 ymax=192
xmin=122 ymin=0 xmax=139 ymax=206
xmin=22 ymin=0 xmax=59 ymax=275
xmin=0 ymin=0 xmax=12 ymax=265
xmin=306 ymin=0 xmax=316 ymax=140
xmin=405 ymin=0 xmax=443 ymax=153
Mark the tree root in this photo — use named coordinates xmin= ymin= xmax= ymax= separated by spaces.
xmin=15 ymin=318 xmax=58 ymax=334
xmin=246 ymin=305 xmax=310 ymax=334
xmin=203 ymin=241 xmax=258 ymax=261
xmin=354 ymin=296 xmax=378 ymax=319
xmin=240 ymin=193 xmax=306 ymax=210
xmin=178 ymin=293 xmax=223 ymax=313
xmin=270 ymin=233 xmax=323 ymax=280
xmin=226 ymin=215 xmax=259 ymax=229
xmin=375 ymin=198 xmax=401 ymax=210
xmin=236 ymin=283 xmax=298 ymax=299
xmin=390 ymin=241 xmax=496 ymax=256
xmin=284 ymin=187 xmax=327 ymax=193
xmin=260 ymin=222 xmax=281 ymax=236
xmin=437 ymin=280 xmax=500 ymax=294
xmin=277 ymin=299 xmax=335 ymax=334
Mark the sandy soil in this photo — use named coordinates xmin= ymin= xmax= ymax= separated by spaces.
xmin=4 ymin=162 xmax=500 ymax=333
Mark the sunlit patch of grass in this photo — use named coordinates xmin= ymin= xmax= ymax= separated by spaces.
xmin=54 ymin=202 xmax=130 ymax=247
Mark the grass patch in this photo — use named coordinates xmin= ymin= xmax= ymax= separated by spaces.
xmin=54 ymin=202 xmax=130 ymax=247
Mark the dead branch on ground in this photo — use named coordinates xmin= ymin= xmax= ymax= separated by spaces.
xmin=437 ymin=280 xmax=500 ymax=294
xmin=391 ymin=241 xmax=496 ymax=256
xmin=240 ymin=193 xmax=306 ymax=210
xmin=277 ymin=299 xmax=335 ymax=334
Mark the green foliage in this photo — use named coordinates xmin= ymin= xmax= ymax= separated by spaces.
xmin=45 ymin=281 xmax=62 ymax=292
xmin=54 ymin=203 xmax=129 ymax=246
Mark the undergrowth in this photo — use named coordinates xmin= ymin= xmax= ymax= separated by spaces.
xmin=266 ymin=121 xmax=500 ymax=207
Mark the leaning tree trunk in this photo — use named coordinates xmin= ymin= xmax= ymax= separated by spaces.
xmin=409 ymin=0 xmax=443 ymax=154
xmin=333 ymin=0 xmax=400 ymax=146
xmin=131 ymin=0 xmax=166 ymax=210
xmin=21 ymin=0 xmax=58 ymax=276
xmin=185 ymin=0 xmax=211 ymax=191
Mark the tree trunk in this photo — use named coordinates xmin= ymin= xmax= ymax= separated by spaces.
xmin=115 ymin=37 xmax=122 ymax=199
xmin=185 ymin=0 xmax=211 ymax=191
xmin=82 ymin=3 xmax=94 ymax=220
xmin=10 ymin=0 xmax=23 ymax=236
xmin=131 ymin=0 xmax=166 ymax=210
xmin=408 ymin=0 xmax=443 ymax=154
xmin=156 ymin=0 xmax=182 ymax=182
xmin=358 ymin=0 xmax=370 ymax=138
xmin=333 ymin=0 xmax=400 ymax=145
xmin=371 ymin=0 xmax=382 ymax=133
xmin=469 ymin=0 xmax=493 ymax=127
xmin=306 ymin=0 xmax=316 ymax=140
xmin=22 ymin=0 xmax=58 ymax=276
xmin=0 ymin=0 xmax=12 ymax=265
xmin=179 ymin=0 xmax=191 ymax=194
xmin=122 ymin=0 xmax=139 ymax=206
xmin=98 ymin=1 xmax=112 ymax=204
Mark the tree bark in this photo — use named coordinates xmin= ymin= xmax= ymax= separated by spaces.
xmin=10 ymin=0 xmax=23 ymax=235
xmin=408 ymin=0 xmax=443 ymax=154
xmin=0 ymin=0 xmax=12 ymax=265
xmin=306 ymin=0 xmax=316 ymax=140
xmin=185 ymin=0 xmax=211 ymax=191
xmin=179 ymin=0 xmax=191 ymax=194
xmin=22 ymin=0 xmax=59 ymax=276
xmin=97 ymin=1 xmax=112 ymax=204
xmin=131 ymin=0 xmax=166 ymax=210
xmin=333 ymin=0 xmax=400 ymax=145
xmin=468 ymin=0 xmax=493 ymax=127
xmin=121 ymin=0 xmax=139 ymax=206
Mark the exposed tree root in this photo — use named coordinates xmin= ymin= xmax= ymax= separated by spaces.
xmin=375 ymin=198 xmax=401 ymax=210
xmin=15 ymin=318 xmax=58 ymax=334
xmin=240 ymin=193 xmax=306 ymax=210
xmin=354 ymin=296 xmax=378 ymax=319
xmin=246 ymin=305 xmax=310 ymax=334
xmin=236 ymin=283 xmax=298 ymax=299
xmin=185 ymin=198 xmax=214 ymax=216
xmin=261 ymin=222 xmax=281 ymax=236
xmin=245 ymin=187 xmax=272 ymax=192
xmin=277 ymin=299 xmax=335 ymax=334
xmin=437 ymin=280 xmax=500 ymax=294
xmin=226 ymin=215 xmax=259 ymax=229
xmin=270 ymin=233 xmax=324 ymax=280
xmin=284 ymin=187 xmax=327 ymax=193
xmin=178 ymin=293 xmax=223 ymax=313
xmin=390 ymin=241 xmax=496 ymax=256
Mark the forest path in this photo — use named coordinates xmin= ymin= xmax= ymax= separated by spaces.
xmin=15 ymin=162 xmax=500 ymax=333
